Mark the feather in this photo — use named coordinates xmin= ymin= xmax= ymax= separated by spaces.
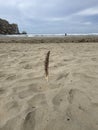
xmin=44 ymin=51 xmax=50 ymax=81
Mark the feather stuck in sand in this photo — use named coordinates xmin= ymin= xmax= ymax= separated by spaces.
xmin=44 ymin=51 xmax=50 ymax=81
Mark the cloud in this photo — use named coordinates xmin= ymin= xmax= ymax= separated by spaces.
xmin=0 ymin=0 xmax=98 ymax=33
xmin=76 ymin=7 xmax=98 ymax=16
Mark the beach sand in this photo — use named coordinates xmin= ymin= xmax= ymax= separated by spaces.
xmin=0 ymin=40 xmax=98 ymax=130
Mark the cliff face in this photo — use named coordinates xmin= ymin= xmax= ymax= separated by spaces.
xmin=0 ymin=18 xmax=20 ymax=34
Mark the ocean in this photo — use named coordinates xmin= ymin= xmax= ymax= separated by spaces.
xmin=0 ymin=33 xmax=98 ymax=37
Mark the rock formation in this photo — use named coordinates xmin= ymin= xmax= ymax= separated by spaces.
xmin=0 ymin=18 xmax=20 ymax=34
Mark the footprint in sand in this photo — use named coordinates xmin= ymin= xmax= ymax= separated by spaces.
xmin=0 ymin=71 xmax=6 ymax=78
xmin=6 ymin=74 xmax=17 ymax=81
xmin=28 ymin=94 xmax=47 ymax=107
xmin=18 ymin=89 xmax=34 ymax=99
xmin=52 ymin=88 xmax=67 ymax=109
xmin=67 ymin=89 xmax=76 ymax=104
xmin=0 ymin=88 xmax=6 ymax=95
xmin=22 ymin=110 xmax=36 ymax=130
xmin=56 ymin=72 xmax=69 ymax=81
xmin=23 ymin=64 xmax=33 ymax=70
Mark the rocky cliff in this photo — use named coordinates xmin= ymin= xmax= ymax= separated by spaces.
xmin=0 ymin=18 xmax=20 ymax=34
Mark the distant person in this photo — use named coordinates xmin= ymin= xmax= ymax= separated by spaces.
xmin=65 ymin=33 xmax=67 ymax=36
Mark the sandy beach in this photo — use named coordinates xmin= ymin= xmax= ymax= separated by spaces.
xmin=0 ymin=37 xmax=98 ymax=130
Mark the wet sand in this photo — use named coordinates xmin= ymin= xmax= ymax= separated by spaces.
xmin=0 ymin=40 xmax=98 ymax=130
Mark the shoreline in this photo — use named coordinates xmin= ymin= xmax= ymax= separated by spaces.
xmin=0 ymin=35 xmax=98 ymax=43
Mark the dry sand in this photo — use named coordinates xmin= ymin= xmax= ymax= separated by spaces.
xmin=0 ymin=41 xmax=98 ymax=130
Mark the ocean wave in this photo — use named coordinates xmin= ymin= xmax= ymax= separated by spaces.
xmin=0 ymin=33 xmax=98 ymax=37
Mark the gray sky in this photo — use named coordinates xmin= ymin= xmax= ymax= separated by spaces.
xmin=0 ymin=0 xmax=98 ymax=34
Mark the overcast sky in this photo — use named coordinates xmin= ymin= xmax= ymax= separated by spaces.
xmin=0 ymin=0 xmax=98 ymax=34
